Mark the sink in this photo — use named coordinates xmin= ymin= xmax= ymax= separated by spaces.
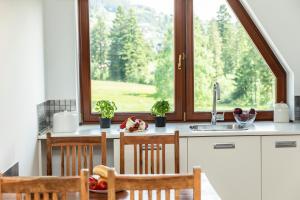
xmin=189 ymin=124 xmax=247 ymax=131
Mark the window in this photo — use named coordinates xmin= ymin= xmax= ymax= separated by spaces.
xmin=79 ymin=0 xmax=286 ymax=123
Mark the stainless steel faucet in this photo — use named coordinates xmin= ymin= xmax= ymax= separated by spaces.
xmin=211 ymin=82 xmax=223 ymax=125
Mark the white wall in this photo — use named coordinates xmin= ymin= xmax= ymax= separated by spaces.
xmin=0 ymin=0 xmax=45 ymax=175
xmin=244 ymin=0 xmax=300 ymax=95
xmin=43 ymin=0 xmax=79 ymax=100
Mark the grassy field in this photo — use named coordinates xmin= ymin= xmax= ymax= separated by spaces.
xmin=91 ymin=80 xmax=157 ymax=112
xmin=91 ymin=80 xmax=272 ymax=113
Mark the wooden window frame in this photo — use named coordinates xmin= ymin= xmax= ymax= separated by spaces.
xmin=78 ymin=0 xmax=286 ymax=123
xmin=78 ymin=0 xmax=185 ymax=123
xmin=185 ymin=0 xmax=287 ymax=121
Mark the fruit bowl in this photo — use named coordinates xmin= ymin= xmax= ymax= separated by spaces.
xmin=233 ymin=108 xmax=257 ymax=128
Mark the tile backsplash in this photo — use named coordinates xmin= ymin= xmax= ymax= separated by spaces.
xmin=37 ymin=99 xmax=77 ymax=134
xmin=295 ymin=96 xmax=300 ymax=120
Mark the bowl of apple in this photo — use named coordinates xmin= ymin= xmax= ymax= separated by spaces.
xmin=233 ymin=108 xmax=257 ymax=128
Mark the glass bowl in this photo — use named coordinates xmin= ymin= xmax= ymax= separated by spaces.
xmin=233 ymin=112 xmax=256 ymax=127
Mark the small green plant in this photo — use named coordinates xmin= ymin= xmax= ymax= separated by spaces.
xmin=95 ymin=100 xmax=117 ymax=119
xmin=151 ymin=100 xmax=170 ymax=117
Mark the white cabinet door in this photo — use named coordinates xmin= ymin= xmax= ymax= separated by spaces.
xmin=114 ymin=138 xmax=187 ymax=174
xmin=262 ymin=136 xmax=300 ymax=200
xmin=188 ymin=136 xmax=261 ymax=200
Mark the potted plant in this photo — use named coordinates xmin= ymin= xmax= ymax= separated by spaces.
xmin=95 ymin=100 xmax=117 ymax=128
xmin=151 ymin=100 xmax=170 ymax=127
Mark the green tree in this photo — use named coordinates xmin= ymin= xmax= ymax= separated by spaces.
xmin=154 ymin=26 xmax=174 ymax=101
xmin=90 ymin=15 xmax=109 ymax=80
xmin=123 ymin=9 xmax=151 ymax=84
xmin=194 ymin=17 xmax=211 ymax=109
xmin=108 ymin=7 xmax=151 ymax=83
xmin=231 ymin=24 xmax=274 ymax=108
xmin=108 ymin=6 xmax=127 ymax=81
xmin=217 ymin=4 xmax=235 ymax=75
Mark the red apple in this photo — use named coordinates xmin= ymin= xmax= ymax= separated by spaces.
xmin=249 ymin=108 xmax=256 ymax=115
xmin=234 ymin=108 xmax=243 ymax=115
xmin=96 ymin=180 xmax=108 ymax=190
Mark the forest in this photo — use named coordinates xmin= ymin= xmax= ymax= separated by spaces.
xmin=90 ymin=2 xmax=275 ymax=111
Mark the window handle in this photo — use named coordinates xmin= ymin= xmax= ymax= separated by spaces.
xmin=178 ymin=54 xmax=182 ymax=70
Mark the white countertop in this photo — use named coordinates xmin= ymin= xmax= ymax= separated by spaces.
xmin=37 ymin=121 xmax=300 ymax=139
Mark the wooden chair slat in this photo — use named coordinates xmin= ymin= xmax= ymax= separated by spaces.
xmin=175 ymin=189 xmax=180 ymax=200
xmin=156 ymin=189 xmax=161 ymax=200
xmin=43 ymin=193 xmax=49 ymax=200
xmin=138 ymin=190 xmax=143 ymax=200
xmin=78 ymin=145 xmax=82 ymax=175
xmin=62 ymin=192 xmax=67 ymax=200
xmin=61 ymin=146 xmax=65 ymax=176
xmin=174 ymin=131 xmax=180 ymax=173
xmin=162 ymin=144 xmax=166 ymax=174
xmin=130 ymin=190 xmax=134 ymax=200
xmin=66 ymin=145 xmax=70 ymax=176
xmin=148 ymin=190 xmax=152 ymax=200
xmin=34 ymin=192 xmax=39 ymax=200
xmin=25 ymin=193 xmax=31 ymax=200
xmin=145 ymin=144 xmax=148 ymax=174
xmin=47 ymin=133 xmax=107 ymax=176
xmin=139 ymin=144 xmax=143 ymax=174
xmin=151 ymin=144 xmax=154 ymax=174
xmin=53 ymin=193 xmax=58 ymax=200
xmin=101 ymin=132 xmax=107 ymax=165
xmin=193 ymin=168 xmax=201 ymax=200
xmin=120 ymin=132 xmax=125 ymax=174
xmin=46 ymin=133 xmax=53 ymax=176
xmin=107 ymin=167 xmax=201 ymax=200
xmin=83 ymin=145 xmax=87 ymax=169
xmin=72 ymin=145 xmax=76 ymax=176
xmin=0 ymin=169 xmax=89 ymax=200
xmin=80 ymin=169 xmax=89 ymax=200
xmin=120 ymin=131 xmax=179 ymax=175
xmin=16 ymin=193 xmax=21 ymax=200
xmin=165 ymin=189 xmax=170 ymax=200
xmin=156 ymin=145 xmax=160 ymax=174
xmin=89 ymin=145 xmax=93 ymax=175
xmin=134 ymin=144 xmax=137 ymax=174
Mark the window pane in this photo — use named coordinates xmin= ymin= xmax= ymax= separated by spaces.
xmin=89 ymin=0 xmax=174 ymax=112
xmin=193 ymin=0 xmax=275 ymax=111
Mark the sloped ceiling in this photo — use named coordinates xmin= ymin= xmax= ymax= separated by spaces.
xmin=244 ymin=0 xmax=300 ymax=95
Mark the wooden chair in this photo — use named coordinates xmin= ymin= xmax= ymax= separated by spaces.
xmin=120 ymin=131 xmax=180 ymax=174
xmin=0 ymin=169 xmax=89 ymax=200
xmin=47 ymin=132 xmax=107 ymax=176
xmin=107 ymin=167 xmax=201 ymax=200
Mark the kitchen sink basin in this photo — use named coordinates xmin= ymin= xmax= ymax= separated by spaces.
xmin=189 ymin=124 xmax=247 ymax=131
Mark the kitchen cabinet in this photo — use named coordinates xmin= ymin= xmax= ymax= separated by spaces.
xmin=188 ymin=136 xmax=261 ymax=200
xmin=262 ymin=136 xmax=300 ymax=200
xmin=113 ymin=138 xmax=187 ymax=174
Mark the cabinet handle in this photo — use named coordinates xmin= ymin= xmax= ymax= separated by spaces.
xmin=213 ymin=143 xmax=235 ymax=149
xmin=275 ymin=141 xmax=297 ymax=148
xmin=142 ymin=144 xmax=162 ymax=151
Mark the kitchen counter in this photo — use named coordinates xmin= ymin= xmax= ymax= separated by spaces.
xmin=37 ymin=121 xmax=300 ymax=139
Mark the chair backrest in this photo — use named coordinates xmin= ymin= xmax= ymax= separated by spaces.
xmin=107 ymin=167 xmax=201 ymax=200
xmin=0 ymin=169 xmax=89 ymax=200
xmin=47 ymin=132 xmax=107 ymax=176
xmin=120 ymin=131 xmax=179 ymax=174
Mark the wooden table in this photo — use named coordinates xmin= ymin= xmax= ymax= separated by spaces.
xmin=2 ymin=174 xmax=220 ymax=200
